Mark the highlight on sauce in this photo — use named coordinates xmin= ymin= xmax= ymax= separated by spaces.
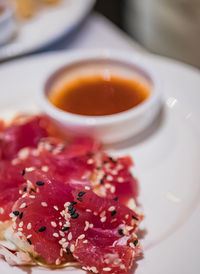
xmin=48 ymin=75 xmax=150 ymax=116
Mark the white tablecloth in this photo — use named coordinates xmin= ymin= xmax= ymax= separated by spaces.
xmin=49 ymin=12 xmax=146 ymax=53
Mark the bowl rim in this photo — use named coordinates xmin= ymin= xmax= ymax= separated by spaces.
xmin=38 ymin=49 xmax=162 ymax=127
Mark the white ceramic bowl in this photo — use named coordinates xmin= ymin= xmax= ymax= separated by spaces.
xmin=0 ymin=2 xmax=17 ymax=46
xmin=38 ymin=50 xmax=162 ymax=144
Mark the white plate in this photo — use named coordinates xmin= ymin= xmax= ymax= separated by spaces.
xmin=0 ymin=51 xmax=200 ymax=274
xmin=0 ymin=0 xmax=95 ymax=61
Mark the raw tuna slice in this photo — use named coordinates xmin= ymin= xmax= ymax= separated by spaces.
xmin=12 ymin=169 xmax=142 ymax=272
xmin=0 ymin=115 xmax=48 ymax=160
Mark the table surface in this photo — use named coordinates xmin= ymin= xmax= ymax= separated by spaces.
xmin=48 ymin=12 xmax=146 ymax=53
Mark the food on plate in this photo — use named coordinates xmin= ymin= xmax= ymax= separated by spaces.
xmin=48 ymin=75 xmax=150 ymax=116
xmin=0 ymin=114 xmax=143 ymax=273
xmin=8 ymin=0 xmax=61 ymax=18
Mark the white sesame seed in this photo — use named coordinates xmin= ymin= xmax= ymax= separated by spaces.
xmin=85 ymin=186 xmax=90 ymax=190
xmin=70 ymin=244 xmax=75 ymax=252
xmin=103 ymin=267 xmax=111 ymax=271
xmin=41 ymin=166 xmax=48 ymax=172
xmin=19 ymin=221 xmax=23 ymax=228
xmin=68 ymin=232 xmax=72 ymax=241
xmin=125 ymin=214 xmax=129 ymax=219
xmin=64 ymin=202 xmax=70 ymax=208
xmin=84 ymin=221 xmax=89 ymax=231
xmin=111 ymin=170 xmax=118 ymax=175
xmin=51 ymin=221 xmax=57 ymax=228
xmin=110 ymin=186 xmax=116 ymax=193
xmin=83 ymin=240 xmax=88 ymax=243
xmin=53 ymin=233 xmax=59 ymax=238
xmin=87 ymin=159 xmax=94 ymax=165
xmin=100 ymin=211 xmax=106 ymax=218
xmin=22 ymin=193 xmax=27 ymax=198
xmin=55 ymin=258 xmax=61 ymax=265
xmin=89 ymin=223 xmax=94 ymax=228
xmin=78 ymin=234 xmax=85 ymax=240
xmin=59 ymin=222 xmax=63 ymax=226
xmin=41 ymin=202 xmax=48 ymax=207
xmin=120 ymin=264 xmax=126 ymax=269
xmin=86 ymin=209 xmax=92 ymax=213
xmin=29 ymin=195 xmax=35 ymax=199
xmin=62 ymin=242 xmax=69 ymax=248
xmin=105 ymin=183 xmax=111 ymax=189
xmin=59 ymin=231 xmax=65 ymax=237
xmin=18 ymin=148 xmax=29 ymax=159
xmin=27 ymin=223 xmax=32 ymax=230
xmin=27 ymin=234 xmax=32 ymax=239
xmin=20 ymin=202 xmax=26 ymax=209
xmin=54 ymin=206 xmax=59 ymax=211
xmin=18 ymin=228 xmax=23 ymax=231
xmin=59 ymin=238 xmax=66 ymax=245
xmin=60 ymin=248 xmax=63 ymax=257
xmin=105 ymin=259 xmax=110 ymax=264
xmin=93 ymin=211 xmax=98 ymax=216
xmin=100 ymin=216 xmax=106 ymax=223
xmin=108 ymin=206 xmax=115 ymax=212
xmin=107 ymin=175 xmax=113 ymax=181
xmin=129 ymin=242 xmax=135 ymax=248
xmin=117 ymin=177 xmax=124 ymax=183
xmin=0 ymin=208 xmax=4 ymax=214
xmin=113 ymin=258 xmax=121 ymax=265
xmin=9 ymin=213 xmax=14 ymax=218
xmin=25 ymin=167 xmax=35 ymax=172
xmin=90 ymin=266 xmax=98 ymax=273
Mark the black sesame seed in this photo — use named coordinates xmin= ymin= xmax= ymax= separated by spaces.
xmin=118 ymin=229 xmax=124 ymax=236
xmin=36 ymin=181 xmax=45 ymax=186
xmin=68 ymin=204 xmax=74 ymax=211
xmin=77 ymin=197 xmax=82 ymax=202
xmin=109 ymin=157 xmax=118 ymax=164
xmin=113 ymin=197 xmax=118 ymax=201
xmin=134 ymin=239 xmax=138 ymax=246
xmin=78 ymin=191 xmax=86 ymax=197
xmin=132 ymin=215 xmax=139 ymax=221
xmin=38 ymin=226 xmax=46 ymax=232
xmin=71 ymin=202 xmax=77 ymax=206
xmin=27 ymin=239 xmax=32 ymax=245
xmin=23 ymin=187 xmax=27 ymax=192
xmin=22 ymin=169 xmax=25 ymax=176
xmin=66 ymin=248 xmax=72 ymax=255
xmin=71 ymin=213 xmax=79 ymax=219
xmin=61 ymin=227 xmax=69 ymax=232
xmin=100 ymin=179 xmax=104 ymax=185
xmin=103 ymin=174 xmax=107 ymax=179
xmin=13 ymin=211 xmax=19 ymax=216
xmin=19 ymin=212 xmax=23 ymax=219
xmin=69 ymin=208 xmax=76 ymax=215
xmin=111 ymin=210 xmax=117 ymax=216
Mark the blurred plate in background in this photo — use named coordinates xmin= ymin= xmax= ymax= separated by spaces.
xmin=0 ymin=0 xmax=95 ymax=61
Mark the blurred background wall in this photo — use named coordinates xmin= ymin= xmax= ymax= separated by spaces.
xmin=95 ymin=0 xmax=200 ymax=68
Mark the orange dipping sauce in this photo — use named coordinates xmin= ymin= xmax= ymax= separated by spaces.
xmin=49 ymin=75 xmax=150 ymax=116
